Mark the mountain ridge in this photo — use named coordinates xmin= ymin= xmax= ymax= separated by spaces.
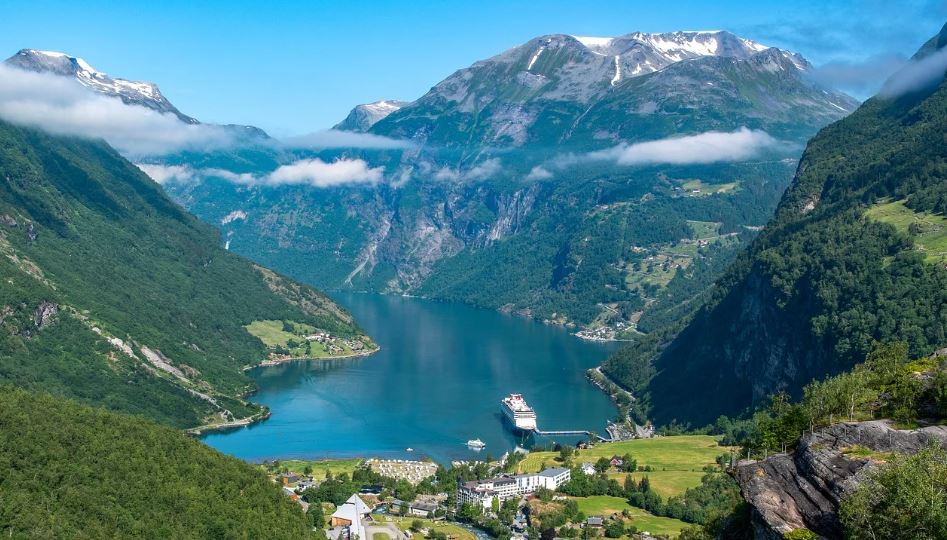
xmin=4 ymin=48 xmax=271 ymax=142
xmin=603 ymin=22 xmax=947 ymax=426
xmin=0 ymin=118 xmax=372 ymax=428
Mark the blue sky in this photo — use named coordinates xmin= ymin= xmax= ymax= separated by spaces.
xmin=3 ymin=0 xmax=946 ymax=135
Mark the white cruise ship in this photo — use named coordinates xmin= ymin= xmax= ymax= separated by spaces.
xmin=501 ymin=394 xmax=537 ymax=432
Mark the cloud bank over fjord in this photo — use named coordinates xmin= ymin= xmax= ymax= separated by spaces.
xmin=809 ymin=54 xmax=908 ymax=97
xmin=0 ymin=64 xmax=240 ymax=156
xmin=266 ymin=158 xmax=383 ymax=186
xmin=0 ymin=64 xmax=413 ymax=157
xmin=879 ymin=46 xmax=947 ymax=98
xmin=587 ymin=128 xmax=781 ymax=167
xmin=138 ymin=158 xmax=383 ymax=188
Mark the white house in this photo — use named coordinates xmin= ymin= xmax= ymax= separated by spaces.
xmin=331 ymin=494 xmax=371 ymax=540
xmin=456 ymin=467 xmax=572 ymax=511
xmin=580 ymin=462 xmax=597 ymax=475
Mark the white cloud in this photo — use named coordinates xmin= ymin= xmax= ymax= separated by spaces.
xmin=432 ymin=158 xmax=503 ymax=182
xmin=0 ymin=64 xmax=414 ymax=157
xmin=810 ymin=54 xmax=907 ymax=98
xmin=203 ymin=167 xmax=256 ymax=184
xmin=588 ymin=128 xmax=780 ymax=166
xmin=266 ymin=158 xmax=383 ymax=187
xmin=879 ymin=46 xmax=947 ymax=98
xmin=136 ymin=164 xmax=196 ymax=184
xmin=526 ymin=165 xmax=553 ymax=180
xmin=139 ymin=159 xmax=383 ymax=188
xmin=0 ymin=64 xmax=237 ymax=156
xmin=464 ymin=158 xmax=502 ymax=180
xmin=433 ymin=167 xmax=460 ymax=181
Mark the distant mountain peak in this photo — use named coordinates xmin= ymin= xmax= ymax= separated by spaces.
xmin=568 ymin=30 xmax=769 ymax=60
xmin=334 ymin=99 xmax=410 ymax=132
xmin=367 ymin=28 xmax=855 ymax=148
xmin=6 ymin=48 xmax=198 ymax=124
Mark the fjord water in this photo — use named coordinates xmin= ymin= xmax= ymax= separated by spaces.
xmin=203 ymin=293 xmax=620 ymax=464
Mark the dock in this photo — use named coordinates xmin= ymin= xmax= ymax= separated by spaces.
xmin=533 ymin=428 xmax=611 ymax=442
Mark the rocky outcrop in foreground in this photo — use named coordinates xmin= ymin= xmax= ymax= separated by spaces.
xmin=733 ymin=420 xmax=947 ymax=539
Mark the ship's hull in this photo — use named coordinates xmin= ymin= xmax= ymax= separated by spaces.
xmin=501 ymin=405 xmax=537 ymax=432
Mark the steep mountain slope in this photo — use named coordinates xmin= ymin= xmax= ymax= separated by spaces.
xmin=369 ymin=31 xmax=856 ymax=152
xmin=0 ymin=387 xmax=315 ymax=538
xmin=164 ymin=30 xmax=855 ymax=336
xmin=0 ymin=119 xmax=372 ymax=428
xmin=604 ymin=23 xmax=947 ymax=425
xmin=335 ymin=99 xmax=410 ymax=132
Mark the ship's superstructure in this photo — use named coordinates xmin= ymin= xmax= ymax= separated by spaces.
xmin=501 ymin=393 xmax=537 ymax=432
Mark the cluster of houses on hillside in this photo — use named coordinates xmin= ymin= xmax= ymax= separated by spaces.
xmin=456 ymin=467 xmax=571 ymax=510
xmin=304 ymin=331 xmax=367 ymax=353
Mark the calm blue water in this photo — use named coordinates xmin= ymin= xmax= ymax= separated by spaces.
xmin=202 ymin=293 xmax=620 ymax=464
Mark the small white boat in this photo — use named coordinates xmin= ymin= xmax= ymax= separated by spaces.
xmin=405 ymin=447 xmax=414 ymax=452
xmin=466 ymin=438 xmax=486 ymax=450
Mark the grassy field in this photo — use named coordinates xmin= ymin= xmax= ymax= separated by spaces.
xmin=681 ymin=180 xmax=739 ymax=196
xmin=516 ymin=436 xmax=728 ymax=497
xmin=625 ymin=253 xmax=691 ymax=291
xmin=866 ymin=199 xmax=947 ymax=263
xmin=245 ymin=319 xmax=360 ymax=358
xmin=686 ymin=220 xmax=722 ymax=239
xmin=263 ymin=458 xmax=363 ymax=479
xmin=385 ymin=517 xmax=477 ymax=540
xmin=573 ymin=496 xmax=688 ymax=537
xmin=606 ymin=471 xmax=708 ymax=499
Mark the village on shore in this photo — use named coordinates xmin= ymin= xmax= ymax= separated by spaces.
xmin=263 ymin=430 xmax=730 ymax=540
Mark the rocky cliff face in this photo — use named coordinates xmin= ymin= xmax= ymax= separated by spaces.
xmin=733 ymin=421 xmax=947 ymax=539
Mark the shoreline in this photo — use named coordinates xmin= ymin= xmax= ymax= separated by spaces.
xmin=574 ymin=333 xmax=636 ymax=343
xmin=196 ymin=346 xmax=381 ymax=436
xmin=187 ymin=409 xmax=272 ymax=436
xmin=242 ymin=345 xmax=380 ymax=371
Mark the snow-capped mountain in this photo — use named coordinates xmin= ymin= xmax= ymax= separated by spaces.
xmin=334 ymin=100 xmax=410 ymax=132
xmin=368 ymin=30 xmax=855 ymax=150
xmin=6 ymin=49 xmax=199 ymax=124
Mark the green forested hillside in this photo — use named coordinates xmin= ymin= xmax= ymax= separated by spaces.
xmin=0 ymin=120 xmax=372 ymax=428
xmin=0 ymin=387 xmax=314 ymax=539
xmin=604 ymin=23 xmax=947 ymax=425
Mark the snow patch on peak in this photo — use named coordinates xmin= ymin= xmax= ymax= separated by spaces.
xmin=741 ymin=38 xmax=770 ymax=53
xmin=527 ymin=47 xmax=545 ymax=71
xmin=572 ymin=36 xmax=614 ymax=49
xmin=27 ymin=49 xmax=100 ymax=74
xmin=363 ymin=100 xmax=405 ymax=114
